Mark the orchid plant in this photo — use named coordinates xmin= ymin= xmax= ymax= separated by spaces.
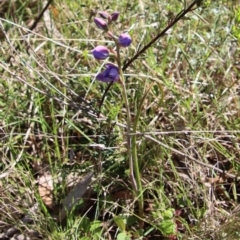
xmin=91 ymin=10 xmax=144 ymax=222
xmin=90 ymin=1 xmax=203 ymax=231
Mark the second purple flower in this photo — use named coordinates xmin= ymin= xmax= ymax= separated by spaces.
xmin=96 ymin=63 xmax=119 ymax=83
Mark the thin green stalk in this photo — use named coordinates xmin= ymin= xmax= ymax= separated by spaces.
xmin=132 ymin=83 xmax=154 ymax=222
xmin=132 ymin=111 xmax=143 ymax=220
xmin=115 ymin=43 xmax=138 ymax=195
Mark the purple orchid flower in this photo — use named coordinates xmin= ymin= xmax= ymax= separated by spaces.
xmin=111 ymin=11 xmax=120 ymax=22
xmin=94 ymin=17 xmax=108 ymax=31
xmin=98 ymin=11 xmax=111 ymax=20
xmin=91 ymin=46 xmax=109 ymax=60
xmin=118 ymin=33 xmax=132 ymax=47
xmin=96 ymin=63 xmax=119 ymax=83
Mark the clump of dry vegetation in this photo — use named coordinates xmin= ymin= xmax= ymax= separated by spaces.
xmin=0 ymin=0 xmax=239 ymax=239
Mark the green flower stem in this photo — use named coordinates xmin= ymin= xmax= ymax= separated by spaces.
xmin=115 ymin=43 xmax=138 ymax=195
xmin=132 ymin=83 xmax=154 ymax=221
xmin=132 ymin=109 xmax=144 ymax=220
xmin=115 ymin=41 xmax=149 ymax=222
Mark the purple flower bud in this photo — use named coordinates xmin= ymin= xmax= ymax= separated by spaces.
xmin=118 ymin=33 xmax=132 ymax=47
xmin=94 ymin=17 xmax=108 ymax=31
xmin=96 ymin=63 xmax=119 ymax=83
xmin=91 ymin=46 xmax=109 ymax=60
xmin=98 ymin=11 xmax=111 ymax=20
xmin=111 ymin=11 xmax=120 ymax=22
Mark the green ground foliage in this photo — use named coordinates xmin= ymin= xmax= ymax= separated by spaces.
xmin=0 ymin=0 xmax=240 ymax=239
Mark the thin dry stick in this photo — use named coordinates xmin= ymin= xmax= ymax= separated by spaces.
xmin=115 ymin=121 xmax=240 ymax=181
xmin=122 ymin=0 xmax=199 ymax=71
xmin=0 ymin=0 xmax=54 ymax=73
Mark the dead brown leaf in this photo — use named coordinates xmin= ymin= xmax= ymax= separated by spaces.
xmin=38 ymin=173 xmax=54 ymax=209
xmin=113 ymin=190 xmax=133 ymax=200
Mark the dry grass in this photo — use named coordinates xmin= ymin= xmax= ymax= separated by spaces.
xmin=0 ymin=0 xmax=239 ymax=239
